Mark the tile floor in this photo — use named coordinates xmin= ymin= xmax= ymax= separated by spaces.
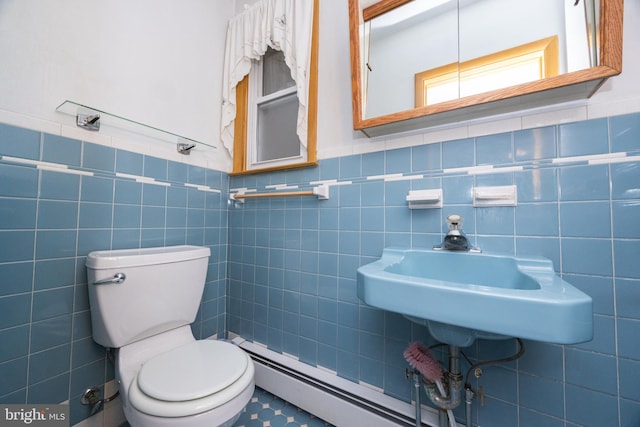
xmin=119 ymin=387 xmax=333 ymax=427
xmin=233 ymin=387 xmax=334 ymax=427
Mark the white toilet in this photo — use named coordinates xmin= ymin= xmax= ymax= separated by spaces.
xmin=86 ymin=245 xmax=254 ymax=427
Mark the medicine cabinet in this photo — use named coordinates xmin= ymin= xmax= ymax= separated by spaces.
xmin=348 ymin=0 xmax=623 ymax=137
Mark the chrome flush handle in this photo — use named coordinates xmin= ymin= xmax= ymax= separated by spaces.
xmin=93 ymin=273 xmax=126 ymax=285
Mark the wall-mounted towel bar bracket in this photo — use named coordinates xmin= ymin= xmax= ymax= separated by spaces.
xmin=473 ymin=185 xmax=517 ymax=207
xmin=231 ymin=184 xmax=330 ymax=204
xmin=406 ymin=189 xmax=443 ymax=209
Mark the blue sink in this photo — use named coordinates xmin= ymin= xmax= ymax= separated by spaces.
xmin=357 ymin=248 xmax=593 ymax=347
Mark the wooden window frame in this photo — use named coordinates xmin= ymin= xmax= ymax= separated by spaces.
xmin=415 ymin=36 xmax=560 ymax=108
xmin=230 ymin=0 xmax=319 ymax=176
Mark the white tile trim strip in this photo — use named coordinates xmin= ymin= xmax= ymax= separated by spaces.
xmin=309 ymin=179 xmax=337 ymax=186
xmin=37 ymin=164 xmax=94 ymax=176
xmin=143 ymin=179 xmax=170 ymax=186
xmin=384 ymin=174 xmax=424 ymax=182
xmin=552 ymin=152 xmax=627 ymax=164
xmin=134 ymin=176 xmax=156 ymax=184
xmin=443 ymin=165 xmax=494 ymax=175
xmin=473 ymin=165 xmax=524 ymax=175
xmin=366 ymin=173 xmax=403 ymax=181
xmin=115 ymin=172 xmax=155 ymax=183
xmin=235 ymin=151 xmax=640 ymax=198
xmin=265 ymin=184 xmax=299 ymax=190
xmin=3 ymin=156 xmax=65 ymax=169
xmin=1 ymin=156 xmax=95 ymax=176
xmin=184 ymin=183 xmax=221 ymax=193
xmin=114 ymin=172 xmax=141 ymax=180
xmin=306 ymin=180 xmax=351 ymax=188
xmin=436 ymin=165 xmax=521 ymax=176
xmin=589 ymin=154 xmax=640 ymax=165
xmin=114 ymin=172 xmax=170 ymax=186
xmin=229 ymin=187 xmax=257 ymax=193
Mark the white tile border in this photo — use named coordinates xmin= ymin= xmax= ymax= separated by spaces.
xmin=552 ymin=152 xmax=627 ymax=164
xmin=0 ymin=109 xmax=224 ymax=172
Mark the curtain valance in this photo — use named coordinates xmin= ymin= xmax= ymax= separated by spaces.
xmin=220 ymin=0 xmax=314 ymax=155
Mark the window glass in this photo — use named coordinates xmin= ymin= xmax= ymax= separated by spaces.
xmin=263 ymin=48 xmax=295 ymax=96
xmin=256 ymin=92 xmax=300 ymax=162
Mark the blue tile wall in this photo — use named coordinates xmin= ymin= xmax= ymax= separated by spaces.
xmin=2 ymin=112 xmax=640 ymax=426
xmin=227 ymin=112 xmax=640 ymax=427
xmin=0 ymin=123 xmax=228 ymax=425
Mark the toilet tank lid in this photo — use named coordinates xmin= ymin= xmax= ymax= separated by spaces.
xmin=86 ymin=245 xmax=210 ymax=269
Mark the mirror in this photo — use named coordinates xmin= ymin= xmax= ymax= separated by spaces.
xmin=349 ymin=0 xmax=623 ymax=137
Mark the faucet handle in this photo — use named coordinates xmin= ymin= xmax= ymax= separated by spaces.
xmin=447 ymin=214 xmax=463 ymax=230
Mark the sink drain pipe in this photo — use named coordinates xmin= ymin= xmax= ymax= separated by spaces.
xmin=422 ymin=345 xmax=461 ymax=427
xmin=405 ymin=342 xmax=457 ymax=427
xmin=405 ymin=339 xmax=525 ymax=427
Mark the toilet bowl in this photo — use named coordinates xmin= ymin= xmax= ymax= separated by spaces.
xmin=118 ymin=327 xmax=254 ymax=427
xmin=86 ymin=245 xmax=255 ymax=427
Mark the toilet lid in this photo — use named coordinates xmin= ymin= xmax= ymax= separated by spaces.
xmin=137 ymin=340 xmax=248 ymax=402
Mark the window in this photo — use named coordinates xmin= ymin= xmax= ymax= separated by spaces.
xmin=415 ymin=36 xmax=559 ymax=107
xmin=247 ymin=48 xmax=303 ymax=169
xmin=223 ymin=0 xmax=319 ymax=175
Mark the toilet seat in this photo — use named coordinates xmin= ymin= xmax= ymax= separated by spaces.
xmin=128 ymin=341 xmax=255 ymax=418
xmin=138 ymin=340 xmax=247 ymax=401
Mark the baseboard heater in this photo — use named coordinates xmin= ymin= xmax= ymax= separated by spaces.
xmin=233 ymin=336 xmax=445 ymax=427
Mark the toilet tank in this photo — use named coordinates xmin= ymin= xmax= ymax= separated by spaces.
xmin=86 ymin=245 xmax=211 ymax=348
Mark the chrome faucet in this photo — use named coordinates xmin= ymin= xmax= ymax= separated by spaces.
xmin=434 ymin=214 xmax=480 ymax=252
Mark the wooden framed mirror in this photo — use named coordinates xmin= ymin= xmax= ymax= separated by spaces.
xmin=348 ymin=0 xmax=623 ymax=137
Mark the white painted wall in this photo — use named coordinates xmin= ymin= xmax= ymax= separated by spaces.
xmin=0 ymin=0 xmax=234 ymax=170
xmin=0 ymin=0 xmax=638 ymax=171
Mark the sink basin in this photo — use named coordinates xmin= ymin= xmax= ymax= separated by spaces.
xmin=357 ymin=248 xmax=592 ymax=347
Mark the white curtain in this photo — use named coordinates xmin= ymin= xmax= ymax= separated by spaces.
xmin=220 ymin=0 xmax=314 ymax=156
